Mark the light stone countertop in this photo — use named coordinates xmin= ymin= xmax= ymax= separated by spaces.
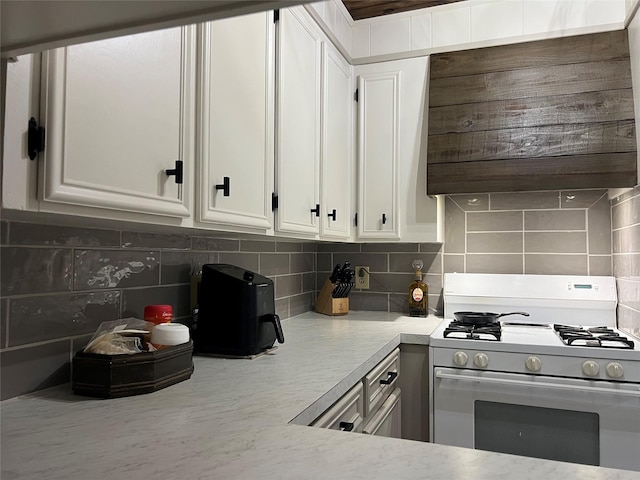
xmin=1 ymin=311 xmax=638 ymax=479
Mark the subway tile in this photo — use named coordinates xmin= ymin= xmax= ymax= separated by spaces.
xmin=589 ymin=256 xmax=612 ymax=276
xmin=302 ymin=272 xmax=316 ymax=293
xmin=122 ymin=284 xmax=190 ymax=319
xmin=302 ymin=242 xmax=317 ymax=253
xmin=289 ymin=292 xmax=313 ymax=317
xmin=616 ymin=304 xmax=640 ymax=338
xmin=317 ymin=272 xmax=332 ymax=292
xmin=389 ymin=253 xmax=441 ymax=274
xmin=317 ymin=242 xmax=360 ymax=253
xmin=161 ymin=251 xmax=209 ymax=285
xmin=468 ymin=211 xmax=523 ymax=232
xmin=240 ymin=239 xmax=276 ymax=252
xmin=1 ymin=340 xmax=71 ymax=400
xmin=466 ymin=254 xmax=523 ymax=274
xmin=291 ymin=253 xmax=314 ymax=274
xmin=448 ymin=194 xmax=489 ymax=211
xmin=260 ymin=253 xmax=290 ymax=276
xmin=525 ymin=232 xmax=586 ymax=253
xmin=525 ymin=210 xmax=585 ymax=231
xmin=525 ymin=254 xmax=588 ymax=275
xmin=348 ymin=292 xmax=389 ymax=312
xmin=275 ymin=298 xmax=289 ymax=320
xmin=8 ymin=291 xmax=120 ymax=346
xmin=362 ymin=243 xmax=418 ymax=253
xmin=1 ymin=298 xmax=7 ymax=349
xmin=192 ymin=237 xmax=240 ymax=252
xmin=1 ymin=247 xmax=72 ymax=296
xmin=425 ymin=273 xmax=443 ymax=294
xmin=218 ymin=252 xmax=259 ymax=272
xmin=490 ymin=191 xmax=560 ymax=210
xmin=74 ymin=250 xmax=159 ymax=290
xmin=467 ymin=232 xmax=523 ymax=253
xmin=9 ymin=222 xmax=120 ymax=247
xmin=275 ymin=274 xmax=302 ymax=298
xmin=419 ymin=243 xmax=443 ymax=253
xmin=332 ymin=253 xmax=387 ymax=273
xmin=121 ymin=231 xmax=190 ymax=249
xmin=1 ymin=221 xmax=8 ymax=245
xmin=612 ymin=193 xmax=640 ymax=229
xmin=72 ymin=334 xmax=94 ymax=353
xmin=317 ymin=252 xmax=332 ymax=272
xmin=444 ymin=254 xmax=465 ymax=273
xmin=587 ymin=194 xmax=612 ymax=255
xmin=366 ymin=272 xmax=414 ymax=294
xmin=444 ymin=196 xmax=465 ymax=253
xmin=276 ymin=241 xmax=303 ymax=253
xmin=613 ymin=253 xmax=640 ymax=278
xmin=389 ymin=293 xmax=410 ymax=315
xmin=616 ymin=278 xmax=640 ymax=311
xmin=561 ymin=189 xmax=607 ymax=209
xmin=612 ymin=225 xmax=640 ymax=253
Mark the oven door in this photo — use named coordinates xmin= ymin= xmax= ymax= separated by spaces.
xmin=433 ymin=367 xmax=640 ymax=471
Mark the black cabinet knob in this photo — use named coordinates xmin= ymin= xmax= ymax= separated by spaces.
xmin=328 ymin=209 xmax=337 ymax=221
xmin=382 ymin=213 xmax=387 ymax=225
xmin=311 ymin=204 xmax=320 ymax=217
xmin=215 ymin=176 xmax=230 ymax=196
xmin=166 ymin=160 xmax=183 ymax=184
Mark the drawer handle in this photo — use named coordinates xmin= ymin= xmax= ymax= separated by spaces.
xmin=339 ymin=421 xmax=354 ymax=432
xmin=380 ymin=371 xmax=398 ymax=385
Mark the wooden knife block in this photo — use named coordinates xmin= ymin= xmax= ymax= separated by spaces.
xmin=315 ymin=279 xmax=349 ymax=316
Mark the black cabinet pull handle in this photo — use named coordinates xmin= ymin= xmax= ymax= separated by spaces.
xmin=215 ymin=176 xmax=230 ymax=196
xmin=328 ymin=209 xmax=337 ymax=221
xmin=311 ymin=204 xmax=320 ymax=217
xmin=166 ymin=160 xmax=183 ymax=184
xmin=380 ymin=371 xmax=398 ymax=385
xmin=339 ymin=421 xmax=354 ymax=432
xmin=382 ymin=213 xmax=387 ymax=225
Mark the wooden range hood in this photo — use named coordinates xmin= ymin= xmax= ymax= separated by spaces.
xmin=426 ymin=29 xmax=637 ymax=195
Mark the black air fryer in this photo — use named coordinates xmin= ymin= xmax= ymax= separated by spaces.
xmin=194 ymin=264 xmax=284 ymax=357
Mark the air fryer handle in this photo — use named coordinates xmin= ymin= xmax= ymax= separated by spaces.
xmin=268 ymin=314 xmax=285 ymax=344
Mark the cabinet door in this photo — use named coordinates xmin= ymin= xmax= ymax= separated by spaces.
xmin=40 ymin=27 xmax=195 ymax=218
xmin=356 ymin=70 xmax=400 ymax=239
xmin=276 ymin=7 xmax=321 ymax=236
xmin=320 ymin=42 xmax=352 ymax=241
xmin=198 ymin=12 xmax=274 ymax=231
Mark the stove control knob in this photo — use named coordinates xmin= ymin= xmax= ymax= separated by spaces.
xmin=606 ymin=362 xmax=624 ymax=379
xmin=453 ymin=351 xmax=468 ymax=366
xmin=525 ymin=356 xmax=542 ymax=372
xmin=473 ymin=353 xmax=489 ymax=368
xmin=582 ymin=360 xmax=600 ymax=377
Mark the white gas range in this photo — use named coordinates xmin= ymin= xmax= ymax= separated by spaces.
xmin=429 ymin=273 xmax=640 ymax=472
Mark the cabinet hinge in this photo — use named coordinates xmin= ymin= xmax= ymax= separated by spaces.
xmin=354 ymin=212 xmax=358 ymax=227
xmin=27 ymin=117 xmax=45 ymax=160
xmin=274 ymin=9 xmax=280 ymax=23
xmin=272 ymin=193 xmax=279 ymax=211
xmin=354 ymin=88 xmax=359 ymax=102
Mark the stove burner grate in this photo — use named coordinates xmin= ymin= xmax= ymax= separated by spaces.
xmin=553 ymin=324 xmax=635 ymax=349
xmin=443 ymin=320 xmax=501 ymax=341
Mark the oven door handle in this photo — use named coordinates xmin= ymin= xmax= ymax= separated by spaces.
xmin=435 ymin=370 xmax=640 ymax=398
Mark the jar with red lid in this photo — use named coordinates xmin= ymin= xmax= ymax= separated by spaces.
xmin=144 ymin=305 xmax=173 ymax=325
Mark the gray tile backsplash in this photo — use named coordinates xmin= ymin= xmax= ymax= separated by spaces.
xmin=2 ymin=185 xmax=638 ymax=400
xmin=0 ymin=221 xmax=316 ymax=400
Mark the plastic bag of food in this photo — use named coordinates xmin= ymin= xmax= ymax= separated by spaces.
xmin=84 ymin=318 xmax=155 ymax=355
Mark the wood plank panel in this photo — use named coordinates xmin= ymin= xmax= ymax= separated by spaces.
xmin=428 ymin=120 xmax=637 ymax=164
xmin=430 ymin=30 xmax=629 ymax=78
xmin=429 ymin=59 xmax=632 ymax=107
xmin=343 ymin=0 xmax=466 ymax=20
xmin=427 ymin=89 xmax=635 ymax=135
xmin=427 ymin=153 xmax=637 ymax=194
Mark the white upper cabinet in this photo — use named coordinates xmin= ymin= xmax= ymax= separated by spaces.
xmin=39 ymin=26 xmax=196 ymax=219
xmin=355 ymin=56 xmax=440 ymax=242
xmin=275 ymin=7 xmax=322 ymax=237
xmin=355 ymin=67 xmax=400 ymax=240
xmin=197 ymin=12 xmax=274 ymax=232
xmin=319 ymin=42 xmax=353 ymax=241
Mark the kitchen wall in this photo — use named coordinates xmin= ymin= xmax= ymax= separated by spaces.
xmin=0 ymin=220 xmax=316 ymax=400
xmin=612 ymin=186 xmax=640 ymax=338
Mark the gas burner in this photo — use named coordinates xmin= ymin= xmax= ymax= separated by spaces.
xmin=443 ymin=320 xmax=501 ymax=341
xmin=554 ymin=324 xmax=635 ymax=349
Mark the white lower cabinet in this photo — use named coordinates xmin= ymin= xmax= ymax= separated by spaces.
xmin=311 ymin=382 xmax=364 ymax=433
xmin=311 ymin=348 xmax=401 ymax=439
